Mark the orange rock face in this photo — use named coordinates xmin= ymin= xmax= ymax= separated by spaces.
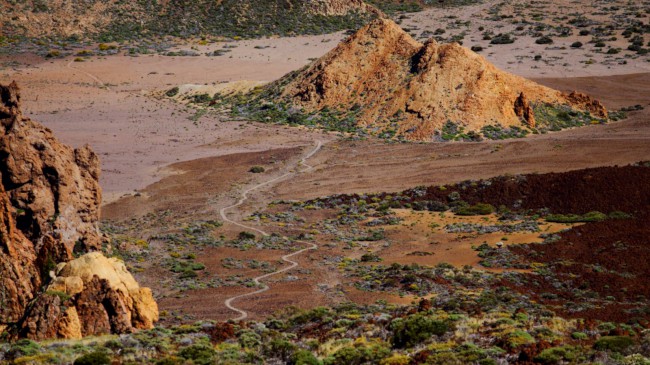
xmin=514 ymin=92 xmax=536 ymax=128
xmin=0 ymin=82 xmax=157 ymax=340
xmin=277 ymin=18 xmax=608 ymax=140
xmin=0 ymin=81 xmax=102 ymax=253
xmin=563 ymin=91 xmax=609 ymax=119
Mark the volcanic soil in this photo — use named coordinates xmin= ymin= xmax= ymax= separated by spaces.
xmin=1 ymin=0 xmax=649 ymax=322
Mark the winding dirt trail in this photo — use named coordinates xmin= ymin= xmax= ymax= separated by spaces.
xmin=220 ymin=140 xmax=322 ymax=321
xmin=66 ymin=59 xmax=112 ymax=91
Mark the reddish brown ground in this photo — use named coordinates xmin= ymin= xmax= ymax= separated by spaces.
xmin=510 ymin=212 xmax=650 ymax=323
xmin=100 ymin=73 xmax=649 ymax=323
xmin=339 ymin=164 xmax=649 ymax=323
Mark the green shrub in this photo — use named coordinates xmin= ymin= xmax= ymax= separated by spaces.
xmin=166 ymin=87 xmax=180 ymax=97
xmin=238 ymin=231 xmax=256 ymax=240
xmin=391 ymin=313 xmax=449 ymax=348
xmin=571 ymin=41 xmax=583 ymax=48
xmin=290 ymin=349 xmax=321 ymax=365
xmin=191 ymin=93 xmax=212 ymax=104
xmin=455 ymin=203 xmax=495 ymax=216
xmin=490 ymin=34 xmax=515 ymax=44
xmin=507 ymin=330 xmax=535 ymax=348
xmin=571 ymin=332 xmax=588 ymax=340
xmin=156 ymin=356 xmax=183 ymax=365
xmin=177 ymin=344 xmax=216 ymax=365
xmin=481 ymin=125 xmax=529 ymax=139
xmin=46 ymin=290 xmax=71 ymax=302
xmin=249 ymin=166 xmax=265 ymax=173
xmin=238 ymin=329 xmax=262 ymax=349
xmin=535 ymin=36 xmax=553 ymax=44
xmin=545 ymin=211 xmax=607 ymax=223
xmin=609 ymin=211 xmax=632 ymax=219
xmin=74 ymin=351 xmax=111 ymax=365
xmin=264 ymin=339 xmax=297 ymax=361
xmin=324 ymin=343 xmax=390 ymax=365
xmin=593 ymin=336 xmax=634 ymax=352
xmin=8 ymin=339 xmax=41 ymax=358
xmin=534 ymin=346 xmax=578 ymax=364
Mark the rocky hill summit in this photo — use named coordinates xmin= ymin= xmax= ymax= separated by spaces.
xmin=0 ymin=82 xmax=157 ymax=340
xmin=230 ymin=18 xmax=607 ymax=141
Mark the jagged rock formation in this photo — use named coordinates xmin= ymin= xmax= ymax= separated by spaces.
xmin=272 ymin=18 xmax=608 ymax=140
xmin=0 ymin=81 xmax=102 ymax=253
xmin=514 ymin=92 xmax=536 ymax=128
xmin=0 ymin=82 xmax=157 ymax=340
xmin=0 ymin=181 xmax=40 ymax=331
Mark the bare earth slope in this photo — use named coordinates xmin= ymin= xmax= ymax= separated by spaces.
xmin=274 ymin=18 xmax=607 ymax=140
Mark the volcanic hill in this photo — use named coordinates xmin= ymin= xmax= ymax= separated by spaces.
xmin=229 ymin=18 xmax=608 ymax=141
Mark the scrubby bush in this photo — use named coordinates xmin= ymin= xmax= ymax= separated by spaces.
xmin=455 ymin=203 xmax=495 ymax=216
xmin=74 ymin=350 xmax=111 ymax=365
xmin=571 ymin=41 xmax=583 ymax=48
xmin=391 ymin=313 xmax=449 ymax=348
xmin=572 ymin=332 xmax=589 ymax=340
xmin=264 ymin=338 xmax=297 ymax=361
xmin=506 ymin=330 xmax=535 ymax=348
xmin=290 ymin=349 xmax=321 ymax=365
xmin=166 ymin=87 xmax=179 ymax=97
xmin=593 ymin=336 xmax=634 ymax=352
xmin=191 ymin=93 xmax=212 ymax=104
xmin=545 ymin=211 xmax=607 ymax=223
xmin=535 ymin=36 xmax=553 ymax=44
xmin=238 ymin=231 xmax=256 ymax=240
xmin=534 ymin=346 xmax=579 ymax=364
xmin=324 ymin=343 xmax=390 ymax=365
xmin=177 ymin=344 xmax=216 ymax=365
xmin=490 ymin=34 xmax=515 ymax=44
xmin=249 ymin=166 xmax=265 ymax=173
xmin=7 ymin=339 xmax=41 ymax=359
xmin=609 ymin=211 xmax=632 ymax=219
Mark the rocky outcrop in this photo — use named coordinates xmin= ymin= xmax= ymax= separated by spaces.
xmin=0 ymin=81 xmax=158 ymax=340
xmin=514 ymin=92 xmax=536 ymax=128
xmin=273 ymin=18 xmax=608 ymax=140
xmin=0 ymin=181 xmax=40 ymax=327
xmin=564 ymin=91 xmax=608 ymax=119
xmin=0 ymin=81 xmax=102 ymax=253
xmin=20 ymin=253 xmax=159 ymax=340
